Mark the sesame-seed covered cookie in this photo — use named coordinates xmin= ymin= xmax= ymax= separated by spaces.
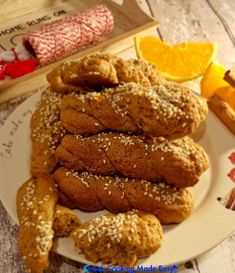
xmin=47 ymin=55 xmax=118 ymax=93
xmin=16 ymin=176 xmax=58 ymax=273
xmin=55 ymin=133 xmax=209 ymax=188
xmin=54 ymin=167 xmax=194 ymax=224
xmin=47 ymin=54 xmax=165 ymax=93
xmin=71 ymin=210 xmax=163 ymax=266
xmin=47 ymin=61 xmax=92 ymax=94
xmin=60 ymin=82 xmax=208 ymax=139
xmin=61 ymin=55 xmax=119 ymax=88
xmin=114 ymin=58 xmax=166 ymax=86
xmin=16 ymin=177 xmax=81 ymax=273
xmin=30 ymin=88 xmax=66 ymax=177
xmin=53 ymin=204 xmax=81 ymax=237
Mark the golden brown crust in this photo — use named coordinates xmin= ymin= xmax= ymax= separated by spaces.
xmin=114 ymin=58 xmax=166 ymax=86
xmin=208 ymin=94 xmax=235 ymax=135
xmin=47 ymin=62 xmax=93 ymax=94
xmin=46 ymin=54 xmax=166 ymax=92
xmin=62 ymin=55 xmax=119 ymax=87
xmin=60 ymin=82 xmax=208 ymax=139
xmin=53 ymin=204 xmax=81 ymax=237
xmin=71 ymin=210 xmax=163 ymax=266
xmin=55 ymin=133 xmax=209 ymax=188
xmin=30 ymin=88 xmax=66 ymax=177
xmin=16 ymin=177 xmax=58 ymax=273
xmin=53 ymin=167 xmax=194 ymax=224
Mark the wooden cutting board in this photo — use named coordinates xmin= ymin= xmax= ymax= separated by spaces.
xmin=0 ymin=0 xmax=158 ymax=103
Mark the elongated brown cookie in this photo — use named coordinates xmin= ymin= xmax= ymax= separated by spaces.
xmin=56 ymin=133 xmax=209 ymax=188
xmin=47 ymin=54 xmax=165 ymax=92
xmin=72 ymin=210 xmax=163 ymax=266
xmin=60 ymin=82 xmax=208 ymax=139
xmin=17 ymin=177 xmax=58 ymax=273
xmin=30 ymin=88 xmax=66 ymax=177
xmin=54 ymin=167 xmax=194 ymax=224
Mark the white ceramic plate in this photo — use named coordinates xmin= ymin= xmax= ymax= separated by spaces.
xmin=0 ymin=90 xmax=235 ymax=268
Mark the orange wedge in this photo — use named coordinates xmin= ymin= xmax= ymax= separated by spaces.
xmin=200 ymin=62 xmax=229 ymax=98
xmin=135 ymin=36 xmax=217 ymax=82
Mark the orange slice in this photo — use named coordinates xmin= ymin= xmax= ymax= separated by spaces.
xmin=200 ymin=62 xmax=229 ymax=98
xmin=135 ymin=36 xmax=217 ymax=82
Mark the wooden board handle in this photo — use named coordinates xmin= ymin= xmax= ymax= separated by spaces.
xmin=122 ymin=0 xmax=142 ymax=12
xmin=122 ymin=0 xmax=154 ymax=21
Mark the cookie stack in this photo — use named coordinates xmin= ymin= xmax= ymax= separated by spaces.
xmin=18 ymin=54 xmax=209 ymax=270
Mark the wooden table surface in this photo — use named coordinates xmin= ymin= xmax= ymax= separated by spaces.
xmin=1 ymin=0 xmax=235 ymax=272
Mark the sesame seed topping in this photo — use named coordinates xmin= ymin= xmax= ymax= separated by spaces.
xmin=75 ymin=211 xmax=139 ymax=247
xmin=31 ymin=88 xmax=66 ymax=159
xmin=63 ymin=168 xmax=183 ymax=207
xmin=64 ymin=170 xmax=91 ymax=187
xmin=19 ymin=179 xmax=55 ymax=258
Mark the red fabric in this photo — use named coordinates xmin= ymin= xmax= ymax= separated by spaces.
xmin=229 ymin=152 xmax=235 ymax=164
xmin=228 ymin=168 xmax=235 ymax=182
xmin=0 ymin=61 xmax=6 ymax=79
xmin=5 ymin=58 xmax=36 ymax=78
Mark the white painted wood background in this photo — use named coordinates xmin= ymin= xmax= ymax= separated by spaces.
xmin=0 ymin=0 xmax=235 ymax=272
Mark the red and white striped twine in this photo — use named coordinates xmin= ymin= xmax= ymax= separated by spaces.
xmin=23 ymin=5 xmax=114 ymax=66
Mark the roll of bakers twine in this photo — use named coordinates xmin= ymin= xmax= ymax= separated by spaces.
xmin=23 ymin=5 xmax=114 ymax=65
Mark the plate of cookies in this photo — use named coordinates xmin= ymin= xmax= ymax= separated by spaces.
xmin=0 ymin=54 xmax=235 ymax=272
